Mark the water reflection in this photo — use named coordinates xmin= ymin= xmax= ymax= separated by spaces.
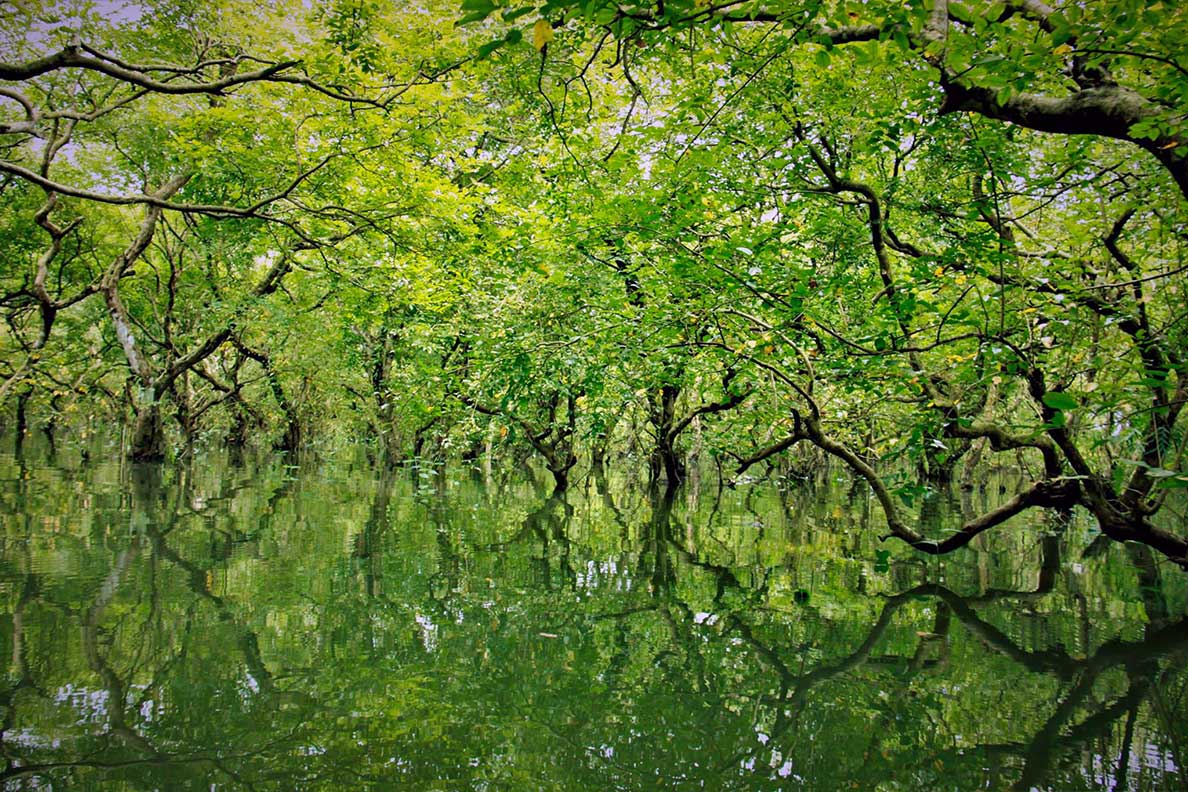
xmin=0 ymin=445 xmax=1184 ymax=790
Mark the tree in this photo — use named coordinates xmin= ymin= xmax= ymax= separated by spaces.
xmin=0 ymin=0 xmax=471 ymax=458
xmin=457 ymin=0 xmax=1188 ymax=564
xmin=461 ymin=0 xmax=1188 ymax=195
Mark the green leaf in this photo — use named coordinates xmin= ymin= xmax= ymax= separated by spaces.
xmin=502 ymin=6 xmax=537 ymax=21
xmin=457 ymin=9 xmax=495 ymax=25
xmin=476 ymin=38 xmax=506 ymax=58
xmin=1042 ymin=391 xmax=1078 ymax=411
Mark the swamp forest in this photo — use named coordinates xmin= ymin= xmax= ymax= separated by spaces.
xmin=0 ymin=0 xmax=1186 ymax=788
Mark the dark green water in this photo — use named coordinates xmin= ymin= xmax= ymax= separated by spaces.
xmin=0 ymin=444 xmax=1185 ymax=791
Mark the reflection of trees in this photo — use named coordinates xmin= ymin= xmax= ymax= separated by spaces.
xmin=2 ymin=535 xmax=227 ymax=785
xmin=472 ymin=491 xmax=576 ymax=593
xmin=582 ymin=493 xmax=1186 ymax=790
xmin=352 ymin=467 xmax=395 ymax=598
xmin=0 ymin=456 xmax=1183 ymax=790
xmin=0 ymin=464 xmax=320 ymax=788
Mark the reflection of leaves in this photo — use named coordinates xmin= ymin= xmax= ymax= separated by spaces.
xmin=6 ymin=463 xmax=1185 ymax=790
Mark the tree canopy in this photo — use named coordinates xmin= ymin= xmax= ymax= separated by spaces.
xmin=1 ymin=0 xmax=1186 ymax=566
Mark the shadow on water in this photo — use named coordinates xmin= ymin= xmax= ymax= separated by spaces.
xmin=0 ymin=445 xmax=1184 ymax=790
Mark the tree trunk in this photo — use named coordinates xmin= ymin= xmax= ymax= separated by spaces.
xmin=652 ymin=439 xmax=687 ymax=486
xmin=101 ymin=180 xmax=187 ymax=462
xmin=13 ymin=386 xmax=29 ymax=455
xmin=959 ymin=437 xmax=988 ymax=490
xmin=649 ymin=384 xmax=686 ymax=486
xmin=225 ymin=399 xmax=252 ymax=449
xmin=129 ymin=404 xmax=165 ymax=462
xmin=549 ymin=465 xmax=569 ymax=493
xmin=266 ymin=367 xmax=301 ymax=453
xmin=171 ymin=377 xmax=197 ymax=453
xmin=590 ymin=439 xmax=607 ymax=474
xmin=267 ymin=372 xmax=301 ymax=455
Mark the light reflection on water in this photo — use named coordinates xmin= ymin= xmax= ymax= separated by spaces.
xmin=0 ymin=441 xmax=1184 ymax=790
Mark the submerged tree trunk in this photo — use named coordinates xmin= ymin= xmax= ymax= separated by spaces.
xmin=652 ymin=438 xmax=687 ymax=487
xmin=129 ymin=403 xmax=166 ymax=462
xmin=590 ymin=440 xmax=607 ymax=474
xmin=267 ymin=372 xmax=301 ymax=454
xmin=13 ymin=385 xmax=29 ymax=455
xmin=649 ymin=384 xmax=686 ymax=486
xmin=548 ymin=464 xmax=570 ymax=493
xmin=232 ymin=338 xmax=302 ymax=453
xmin=170 ymin=373 xmax=199 ymax=456
xmin=225 ymin=404 xmax=249 ymax=449
xmin=410 ymin=417 xmax=439 ymax=464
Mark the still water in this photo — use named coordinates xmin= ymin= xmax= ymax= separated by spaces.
xmin=0 ymin=443 xmax=1184 ymax=790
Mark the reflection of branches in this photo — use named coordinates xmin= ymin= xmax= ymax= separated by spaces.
xmin=148 ymin=527 xmax=284 ymax=698
xmin=596 ymin=504 xmax=1178 ymax=787
xmin=127 ymin=465 xmax=288 ymax=702
xmin=0 ymin=545 xmax=48 ymax=763
xmin=0 ymin=752 xmax=261 ymax=786
xmin=79 ymin=541 xmax=162 ymax=756
xmin=920 ymin=626 xmax=1186 ymax=791
xmin=1006 ymin=663 xmax=1164 ymax=791
xmin=0 ymin=527 xmax=255 ymax=786
xmin=470 ymin=494 xmax=576 ymax=595
xmin=727 ymin=576 xmax=1188 ymax=789
xmin=353 ymin=467 xmax=396 ymax=598
xmin=4 ymin=477 xmax=327 ymax=784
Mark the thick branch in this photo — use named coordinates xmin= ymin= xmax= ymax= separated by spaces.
xmin=731 ymin=421 xmax=810 ymax=478
xmin=0 ymin=152 xmax=336 ymax=217
xmin=667 ymin=380 xmax=753 ymax=443
xmin=102 ymin=176 xmax=191 ymax=388
xmin=939 ymin=82 xmax=1188 ymax=198
xmin=152 ymin=251 xmax=293 ymax=393
xmin=0 ymin=45 xmax=298 ymax=93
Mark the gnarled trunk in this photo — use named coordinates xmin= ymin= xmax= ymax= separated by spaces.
xmin=648 ymin=384 xmax=686 ymax=486
xmin=129 ymin=403 xmax=165 ymax=462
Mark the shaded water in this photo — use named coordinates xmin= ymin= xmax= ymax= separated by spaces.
xmin=0 ymin=443 xmax=1185 ymax=790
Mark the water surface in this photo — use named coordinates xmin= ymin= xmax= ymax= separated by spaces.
xmin=0 ymin=445 xmax=1185 ymax=790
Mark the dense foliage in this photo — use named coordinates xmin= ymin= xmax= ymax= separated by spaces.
xmin=1 ymin=0 xmax=1186 ymax=565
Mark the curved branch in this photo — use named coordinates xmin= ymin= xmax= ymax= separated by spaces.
xmin=0 ymin=45 xmax=299 ymax=93
xmin=730 ymin=421 xmax=810 ymax=478
xmin=0 ymin=152 xmax=337 ymax=217
xmin=939 ymin=81 xmax=1188 ymax=199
